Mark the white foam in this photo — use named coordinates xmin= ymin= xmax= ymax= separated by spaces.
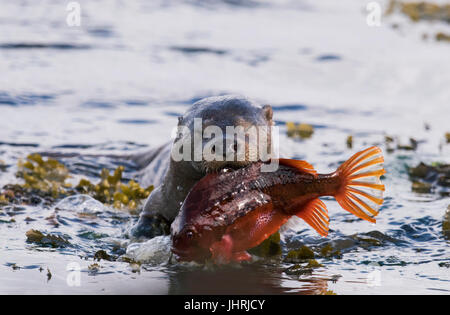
xmin=125 ymin=235 xmax=172 ymax=265
xmin=54 ymin=194 xmax=106 ymax=214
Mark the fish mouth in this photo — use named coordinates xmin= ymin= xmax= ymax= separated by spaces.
xmin=171 ymin=246 xmax=195 ymax=261
xmin=172 ymin=245 xmax=211 ymax=262
xmin=171 ymin=247 xmax=188 ymax=258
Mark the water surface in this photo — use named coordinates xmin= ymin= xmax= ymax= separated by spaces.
xmin=1 ymin=0 xmax=449 ymax=294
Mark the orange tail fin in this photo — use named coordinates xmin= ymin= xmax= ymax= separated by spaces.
xmin=334 ymin=146 xmax=385 ymax=223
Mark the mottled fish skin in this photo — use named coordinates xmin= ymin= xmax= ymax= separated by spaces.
xmin=171 ymin=162 xmax=337 ymax=261
xmin=171 ymin=163 xmax=271 ymax=260
xmin=172 ymin=162 xmax=313 ymax=235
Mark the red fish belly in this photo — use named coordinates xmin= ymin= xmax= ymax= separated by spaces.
xmin=225 ymin=203 xmax=289 ymax=253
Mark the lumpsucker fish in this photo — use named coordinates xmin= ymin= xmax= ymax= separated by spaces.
xmin=171 ymin=146 xmax=385 ymax=264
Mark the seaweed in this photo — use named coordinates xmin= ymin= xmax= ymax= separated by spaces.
xmin=283 ymin=259 xmax=323 ymax=276
xmin=386 ymin=1 xmax=450 ymax=42
xmin=436 ymin=32 xmax=450 ymax=42
xmin=443 ymin=205 xmax=450 ymax=240
xmin=284 ymin=241 xmax=346 ymax=263
xmin=16 ymin=154 xmax=71 ymax=198
xmin=4 ymin=154 xmax=154 ymax=213
xmin=286 ymin=122 xmax=314 ymax=139
xmin=25 ymin=229 xmax=71 ymax=248
xmin=94 ymin=249 xmax=115 ymax=261
xmin=88 ymin=263 xmax=102 ymax=275
xmin=305 ymin=259 xmax=324 ymax=268
xmin=284 ymin=264 xmax=313 ymax=276
xmin=0 ymin=159 xmax=6 ymax=172
xmin=319 ymin=243 xmax=342 ymax=258
xmin=346 ymin=135 xmax=353 ymax=149
xmin=0 ymin=184 xmax=50 ymax=208
xmin=0 ymin=194 xmax=9 ymax=205
xmin=76 ymin=166 xmax=154 ymax=213
xmin=387 ymin=1 xmax=450 ymax=23
xmin=284 ymin=245 xmax=315 ymax=262
xmin=248 ymin=232 xmax=282 ymax=258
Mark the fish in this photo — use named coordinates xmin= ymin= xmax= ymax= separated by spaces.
xmin=171 ymin=146 xmax=385 ymax=263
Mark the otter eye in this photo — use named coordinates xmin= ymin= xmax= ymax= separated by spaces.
xmin=186 ymin=231 xmax=194 ymax=239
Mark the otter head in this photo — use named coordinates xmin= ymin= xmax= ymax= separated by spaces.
xmin=171 ymin=95 xmax=273 ymax=176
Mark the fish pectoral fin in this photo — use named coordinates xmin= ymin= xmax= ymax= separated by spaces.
xmin=296 ymin=198 xmax=330 ymax=237
xmin=210 ymin=234 xmax=234 ymax=264
xmin=279 ymin=159 xmax=317 ymax=176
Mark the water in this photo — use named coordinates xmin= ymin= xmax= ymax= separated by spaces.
xmin=1 ymin=0 xmax=450 ymax=294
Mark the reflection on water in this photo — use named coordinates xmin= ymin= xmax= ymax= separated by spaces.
xmin=166 ymin=264 xmax=331 ymax=295
xmin=1 ymin=0 xmax=450 ymax=294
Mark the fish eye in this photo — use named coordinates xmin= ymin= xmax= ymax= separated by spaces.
xmin=186 ymin=230 xmax=194 ymax=239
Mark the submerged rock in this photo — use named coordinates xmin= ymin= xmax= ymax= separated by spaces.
xmin=412 ymin=180 xmax=432 ymax=193
xmin=284 ymin=230 xmax=404 ymax=263
xmin=383 ymin=135 xmax=420 ymax=152
xmin=408 ymin=162 xmax=450 ymax=194
xmin=397 ymin=138 xmax=418 ymax=151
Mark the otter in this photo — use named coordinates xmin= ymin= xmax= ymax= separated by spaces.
xmin=130 ymin=95 xmax=274 ymax=238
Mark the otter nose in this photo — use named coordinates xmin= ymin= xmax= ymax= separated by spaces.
xmin=203 ymin=135 xmax=251 ymax=161
xmin=208 ymin=140 xmax=240 ymax=158
xmin=224 ymin=135 xmax=247 ymax=161
xmin=225 ymin=140 xmax=239 ymax=155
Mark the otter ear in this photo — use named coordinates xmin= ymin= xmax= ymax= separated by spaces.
xmin=262 ymin=105 xmax=273 ymax=121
